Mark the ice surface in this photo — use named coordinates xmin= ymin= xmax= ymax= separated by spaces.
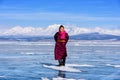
xmin=0 ymin=40 xmax=120 ymax=80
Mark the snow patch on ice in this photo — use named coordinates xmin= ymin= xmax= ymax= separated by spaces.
xmin=53 ymin=77 xmax=76 ymax=80
xmin=66 ymin=64 xmax=94 ymax=67
xmin=43 ymin=64 xmax=81 ymax=72
xmin=0 ymin=76 xmax=6 ymax=78
xmin=21 ymin=52 xmax=36 ymax=55
xmin=41 ymin=77 xmax=85 ymax=80
xmin=106 ymin=64 xmax=120 ymax=68
xmin=41 ymin=77 xmax=49 ymax=80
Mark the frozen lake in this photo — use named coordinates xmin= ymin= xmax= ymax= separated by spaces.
xmin=0 ymin=40 xmax=120 ymax=80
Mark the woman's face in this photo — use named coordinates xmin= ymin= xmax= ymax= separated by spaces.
xmin=60 ymin=27 xmax=64 ymax=32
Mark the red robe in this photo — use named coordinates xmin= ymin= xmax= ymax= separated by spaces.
xmin=54 ymin=32 xmax=69 ymax=60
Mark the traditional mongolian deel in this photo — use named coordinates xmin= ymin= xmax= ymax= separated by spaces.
xmin=54 ymin=31 xmax=69 ymax=60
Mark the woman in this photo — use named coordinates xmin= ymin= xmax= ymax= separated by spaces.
xmin=54 ymin=25 xmax=69 ymax=66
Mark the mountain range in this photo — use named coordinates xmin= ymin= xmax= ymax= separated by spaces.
xmin=0 ymin=24 xmax=120 ymax=41
xmin=0 ymin=32 xmax=120 ymax=41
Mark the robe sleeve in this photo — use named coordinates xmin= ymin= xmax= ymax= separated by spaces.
xmin=54 ymin=32 xmax=58 ymax=42
xmin=65 ymin=33 xmax=69 ymax=43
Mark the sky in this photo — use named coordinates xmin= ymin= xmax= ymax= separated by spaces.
xmin=0 ymin=0 xmax=120 ymax=36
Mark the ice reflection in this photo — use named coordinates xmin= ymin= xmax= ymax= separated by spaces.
xmin=57 ymin=70 xmax=66 ymax=78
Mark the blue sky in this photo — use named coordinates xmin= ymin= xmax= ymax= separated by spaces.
xmin=0 ymin=0 xmax=120 ymax=29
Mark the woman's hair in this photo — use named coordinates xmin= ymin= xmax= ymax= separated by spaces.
xmin=59 ymin=25 xmax=64 ymax=30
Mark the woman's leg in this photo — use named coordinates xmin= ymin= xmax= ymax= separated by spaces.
xmin=62 ymin=58 xmax=66 ymax=66
xmin=58 ymin=58 xmax=66 ymax=66
xmin=58 ymin=59 xmax=63 ymax=66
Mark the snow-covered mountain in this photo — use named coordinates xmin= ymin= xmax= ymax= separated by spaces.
xmin=70 ymin=32 xmax=120 ymax=40
xmin=0 ymin=24 xmax=120 ymax=36
xmin=0 ymin=24 xmax=120 ymax=41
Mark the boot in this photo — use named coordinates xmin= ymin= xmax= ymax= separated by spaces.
xmin=62 ymin=58 xmax=66 ymax=66
xmin=58 ymin=60 xmax=63 ymax=66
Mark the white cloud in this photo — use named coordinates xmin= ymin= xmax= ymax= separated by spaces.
xmin=0 ymin=12 xmax=120 ymax=21
xmin=0 ymin=24 xmax=120 ymax=36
